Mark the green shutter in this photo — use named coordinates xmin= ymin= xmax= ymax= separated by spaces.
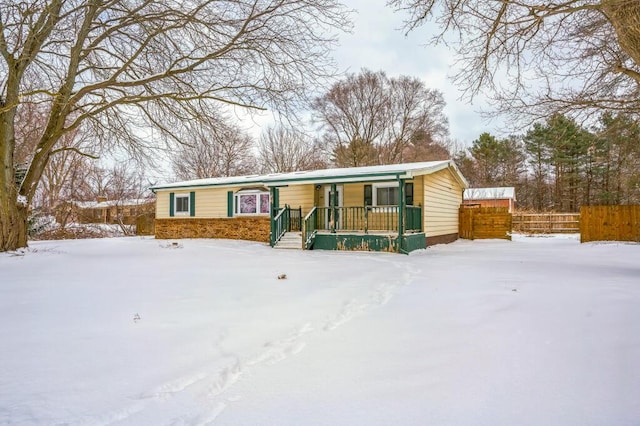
xmin=190 ymin=191 xmax=196 ymax=217
xmin=227 ymin=191 xmax=233 ymax=217
xmin=169 ymin=192 xmax=175 ymax=217
xmin=364 ymin=185 xmax=372 ymax=206
xmin=405 ymin=183 xmax=414 ymax=206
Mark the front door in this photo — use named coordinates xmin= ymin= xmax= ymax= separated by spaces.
xmin=324 ymin=185 xmax=343 ymax=230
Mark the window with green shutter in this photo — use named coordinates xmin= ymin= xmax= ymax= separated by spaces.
xmin=175 ymin=195 xmax=190 ymax=214
xmin=364 ymin=185 xmax=372 ymax=206
xmin=227 ymin=191 xmax=234 ymax=217
xmin=405 ymin=183 xmax=414 ymax=206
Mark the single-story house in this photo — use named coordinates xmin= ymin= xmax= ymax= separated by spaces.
xmin=463 ymin=187 xmax=516 ymax=212
xmin=57 ymin=197 xmax=156 ymax=225
xmin=150 ymin=160 xmax=469 ymax=253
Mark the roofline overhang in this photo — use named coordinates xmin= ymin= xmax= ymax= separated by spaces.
xmin=150 ymin=160 xmax=469 ymax=192
xmin=151 ymin=172 xmax=412 ymax=192
xmin=265 ymin=172 xmax=407 ymax=186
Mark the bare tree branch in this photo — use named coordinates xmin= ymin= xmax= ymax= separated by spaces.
xmin=389 ymin=0 xmax=640 ymax=122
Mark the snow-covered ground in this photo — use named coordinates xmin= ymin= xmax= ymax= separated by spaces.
xmin=1 ymin=235 xmax=639 ymax=425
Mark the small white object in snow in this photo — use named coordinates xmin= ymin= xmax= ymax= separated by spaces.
xmin=17 ymin=195 xmax=27 ymax=206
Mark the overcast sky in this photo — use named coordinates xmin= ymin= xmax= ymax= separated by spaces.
xmin=334 ymin=0 xmax=499 ymax=146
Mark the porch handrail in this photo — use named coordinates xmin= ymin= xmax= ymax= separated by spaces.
xmin=405 ymin=205 xmax=422 ymax=232
xmin=302 ymin=206 xmax=317 ymax=249
xmin=313 ymin=205 xmax=423 ymax=234
xmin=272 ymin=206 xmax=289 ymax=246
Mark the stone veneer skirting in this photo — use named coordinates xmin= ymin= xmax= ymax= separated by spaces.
xmin=155 ymin=217 xmax=270 ymax=243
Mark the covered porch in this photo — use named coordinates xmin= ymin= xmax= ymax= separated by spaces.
xmin=269 ymin=180 xmax=425 ymax=253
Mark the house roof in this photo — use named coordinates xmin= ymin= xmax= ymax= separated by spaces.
xmin=150 ymin=160 xmax=469 ymax=192
xmin=464 ymin=187 xmax=516 ymax=201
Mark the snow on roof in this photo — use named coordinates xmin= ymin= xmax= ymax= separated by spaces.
xmin=464 ymin=187 xmax=516 ymax=201
xmin=151 ymin=160 xmax=469 ymax=191
xmin=73 ymin=198 xmax=153 ymax=209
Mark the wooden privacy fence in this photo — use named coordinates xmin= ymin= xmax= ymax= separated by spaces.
xmin=580 ymin=205 xmax=640 ymax=243
xmin=459 ymin=207 xmax=512 ymax=240
xmin=512 ymin=212 xmax=580 ymax=233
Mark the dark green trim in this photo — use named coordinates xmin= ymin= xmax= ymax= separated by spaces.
xmin=312 ymin=233 xmax=426 ymax=254
xmin=189 ymin=191 xmax=196 ymax=217
xmin=398 ymin=178 xmax=404 ymax=250
xmin=150 ymin=172 xmax=405 ymax=192
xmin=273 ymin=187 xmax=279 ymax=211
xmin=402 ymin=233 xmax=427 ymax=253
xmin=269 ymin=187 xmax=280 ymax=247
xmin=267 ymin=172 xmax=404 ymax=186
xmin=405 ymin=182 xmax=414 ymax=206
xmin=169 ymin=192 xmax=175 ymax=217
xmin=227 ymin=191 xmax=233 ymax=217
xmin=330 ymin=183 xmax=337 ymax=233
xmin=364 ymin=184 xmax=372 ymax=206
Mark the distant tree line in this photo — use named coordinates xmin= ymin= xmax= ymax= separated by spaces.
xmin=171 ymin=68 xmax=452 ymax=179
xmin=456 ymin=113 xmax=640 ymax=212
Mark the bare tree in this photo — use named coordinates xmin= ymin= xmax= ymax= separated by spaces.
xmin=0 ymin=0 xmax=350 ymax=251
xmin=389 ymin=0 xmax=640 ymax=121
xmin=313 ymin=69 xmax=449 ymax=167
xmin=172 ymin=116 xmax=257 ymax=180
xmin=94 ymin=162 xmax=153 ymax=235
xmin=35 ymin=135 xmax=94 ymax=216
xmin=258 ymin=126 xmax=327 ymax=173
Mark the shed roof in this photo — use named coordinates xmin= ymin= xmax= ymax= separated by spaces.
xmin=464 ymin=187 xmax=516 ymax=201
xmin=73 ymin=198 xmax=153 ymax=209
xmin=151 ymin=160 xmax=469 ymax=192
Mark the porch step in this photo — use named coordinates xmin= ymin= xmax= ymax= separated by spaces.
xmin=274 ymin=232 xmax=303 ymax=250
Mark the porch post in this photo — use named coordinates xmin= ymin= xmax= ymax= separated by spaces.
xmin=397 ymin=178 xmax=405 ymax=252
xmin=270 ymin=187 xmax=279 ymax=247
xmin=330 ymin=183 xmax=337 ymax=233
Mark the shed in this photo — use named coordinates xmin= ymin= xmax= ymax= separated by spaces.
xmin=463 ymin=187 xmax=516 ymax=212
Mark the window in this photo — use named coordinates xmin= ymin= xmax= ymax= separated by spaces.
xmin=373 ymin=183 xmax=399 ymax=206
xmin=376 ymin=186 xmax=399 ymax=205
xmin=234 ymin=190 xmax=270 ymax=215
xmin=175 ymin=195 xmax=190 ymax=214
xmin=371 ymin=182 xmax=414 ymax=206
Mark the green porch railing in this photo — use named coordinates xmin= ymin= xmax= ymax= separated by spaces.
xmin=271 ymin=206 xmax=289 ymax=246
xmin=405 ymin=205 xmax=422 ymax=232
xmin=302 ymin=206 xmax=317 ymax=249
xmin=313 ymin=206 xmax=421 ymax=233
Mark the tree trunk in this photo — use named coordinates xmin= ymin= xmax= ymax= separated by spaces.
xmin=0 ymin=200 xmax=28 ymax=251
xmin=604 ymin=0 xmax=640 ymax=83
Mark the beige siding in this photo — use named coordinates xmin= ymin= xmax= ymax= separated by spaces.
xmin=279 ymin=184 xmax=315 ymax=212
xmin=156 ymin=184 xmax=316 ymax=219
xmin=316 ymin=183 xmax=365 ymax=207
xmin=156 ymin=190 xmax=171 ymax=218
xmin=343 ymin=183 xmax=366 ymax=207
xmin=319 ymin=181 xmax=421 ymax=208
xmin=412 ymin=175 xmax=424 ymax=207
xmin=156 ymin=186 xmax=246 ymax=219
xmin=423 ymin=169 xmax=463 ymax=237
